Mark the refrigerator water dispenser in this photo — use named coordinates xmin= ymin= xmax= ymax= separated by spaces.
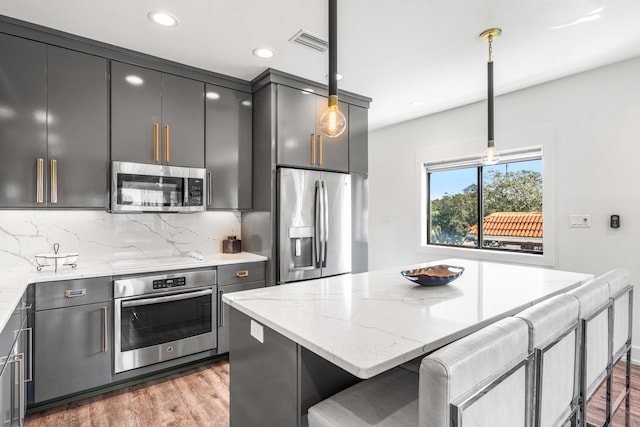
xmin=289 ymin=226 xmax=314 ymax=269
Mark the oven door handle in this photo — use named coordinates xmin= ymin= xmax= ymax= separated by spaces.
xmin=121 ymin=289 xmax=213 ymax=308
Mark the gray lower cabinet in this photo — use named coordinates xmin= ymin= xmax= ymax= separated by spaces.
xmin=111 ymin=61 xmax=205 ymax=168
xmin=205 ymin=85 xmax=252 ymax=210
xmin=0 ymin=33 xmax=108 ymax=209
xmin=0 ymin=292 xmax=28 ymax=427
xmin=217 ymin=262 xmax=266 ymax=354
xmin=33 ymin=277 xmax=112 ymax=403
xmin=229 ymin=308 xmax=358 ymax=427
xmin=276 ymin=85 xmax=349 ymax=172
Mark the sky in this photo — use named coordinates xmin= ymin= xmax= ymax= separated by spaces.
xmin=429 ymin=159 xmax=542 ymax=200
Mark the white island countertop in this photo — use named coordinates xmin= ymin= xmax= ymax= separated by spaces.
xmin=223 ymin=258 xmax=593 ymax=379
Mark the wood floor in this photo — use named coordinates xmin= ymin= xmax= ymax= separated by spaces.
xmin=25 ymin=359 xmax=230 ymax=427
xmin=25 ymin=357 xmax=640 ymax=426
xmin=586 ymin=359 xmax=640 ymax=427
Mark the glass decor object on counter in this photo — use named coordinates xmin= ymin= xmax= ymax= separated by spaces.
xmin=35 ymin=243 xmax=78 ymax=272
xmin=400 ymin=265 xmax=464 ymax=286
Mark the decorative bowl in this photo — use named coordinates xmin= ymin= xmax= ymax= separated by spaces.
xmin=401 ymin=265 xmax=465 ymax=286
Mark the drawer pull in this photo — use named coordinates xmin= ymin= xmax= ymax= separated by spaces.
xmin=236 ymin=270 xmax=249 ymax=278
xmin=65 ymin=288 xmax=86 ymax=298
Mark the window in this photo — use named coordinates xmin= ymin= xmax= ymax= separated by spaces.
xmin=426 ymin=147 xmax=543 ymax=254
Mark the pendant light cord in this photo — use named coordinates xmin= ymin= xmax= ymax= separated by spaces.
xmin=488 ymin=57 xmax=494 ymax=148
xmin=329 ymin=0 xmax=338 ymax=96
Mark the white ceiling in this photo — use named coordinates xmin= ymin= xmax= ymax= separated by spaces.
xmin=2 ymin=0 xmax=640 ymax=130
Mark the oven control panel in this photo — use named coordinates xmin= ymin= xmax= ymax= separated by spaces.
xmin=114 ymin=269 xmax=216 ymax=298
xmin=153 ymin=277 xmax=186 ymax=289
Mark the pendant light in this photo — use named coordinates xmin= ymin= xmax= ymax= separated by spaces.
xmin=319 ymin=0 xmax=347 ymax=138
xmin=480 ymin=28 xmax=501 ymax=166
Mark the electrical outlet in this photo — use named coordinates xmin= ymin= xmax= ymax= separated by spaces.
xmin=569 ymin=215 xmax=591 ymax=228
xmin=250 ymin=319 xmax=264 ymax=343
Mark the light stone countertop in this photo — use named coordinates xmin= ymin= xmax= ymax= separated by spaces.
xmin=223 ymin=258 xmax=593 ymax=379
xmin=0 ymin=252 xmax=267 ymax=332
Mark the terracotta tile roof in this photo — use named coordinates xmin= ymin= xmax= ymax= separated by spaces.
xmin=467 ymin=212 xmax=543 ymax=238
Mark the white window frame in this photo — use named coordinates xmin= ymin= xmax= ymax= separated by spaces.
xmin=418 ymin=127 xmax=555 ymax=267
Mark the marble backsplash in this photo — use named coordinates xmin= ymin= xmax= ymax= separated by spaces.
xmin=0 ymin=210 xmax=241 ymax=270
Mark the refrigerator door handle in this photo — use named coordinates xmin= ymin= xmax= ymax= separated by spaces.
xmin=315 ymin=181 xmax=322 ymax=267
xmin=322 ymin=180 xmax=329 ymax=267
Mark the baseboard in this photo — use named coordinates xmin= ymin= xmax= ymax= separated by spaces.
xmin=632 ymin=345 xmax=640 ymax=365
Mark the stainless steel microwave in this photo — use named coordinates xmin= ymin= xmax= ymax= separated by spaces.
xmin=111 ymin=161 xmax=206 ymax=213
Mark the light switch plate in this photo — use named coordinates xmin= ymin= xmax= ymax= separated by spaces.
xmin=569 ymin=214 xmax=591 ymax=228
xmin=250 ymin=319 xmax=264 ymax=343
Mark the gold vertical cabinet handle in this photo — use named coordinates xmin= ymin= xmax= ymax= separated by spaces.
xmin=218 ymin=290 xmax=224 ymax=327
xmin=318 ymin=135 xmax=323 ymax=166
xmin=36 ymin=158 xmax=44 ymax=204
xmin=236 ymin=270 xmax=249 ymax=278
xmin=310 ymin=134 xmax=316 ymax=165
xmin=23 ymin=327 xmax=33 ymax=382
xmin=153 ymin=123 xmax=160 ymax=163
xmin=164 ymin=124 xmax=170 ymax=163
xmin=11 ymin=354 xmax=25 ymax=423
xmin=102 ymin=307 xmax=108 ymax=353
xmin=50 ymin=159 xmax=58 ymax=204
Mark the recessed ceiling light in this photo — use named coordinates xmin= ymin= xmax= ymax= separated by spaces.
xmin=326 ymin=73 xmax=344 ymax=81
xmin=125 ymin=75 xmax=144 ymax=86
xmin=148 ymin=11 xmax=179 ymax=27
xmin=241 ymin=100 xmax=252 ymax=107
xmin=206 ymin=91 xmax=220 ymax=100
xmin=253 ymin=48 xmax=275 ymax=58
xmin=410 ymin=100 xmax=424 ymax=107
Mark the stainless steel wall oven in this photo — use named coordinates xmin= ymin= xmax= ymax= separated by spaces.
xmin=113 ymin=270 xmax=216 ymax=373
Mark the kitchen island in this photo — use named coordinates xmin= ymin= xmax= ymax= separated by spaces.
xmin=223 ymin=258 xmax=593 ymax=427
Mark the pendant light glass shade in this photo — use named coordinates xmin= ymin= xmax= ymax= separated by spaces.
xmin=481 ymin=144 xmax=500 ymax=165
xmin=320 ymin=95 xmax=347 ymax=137
xmin=320 ymin=0 xmax=347 ymax=138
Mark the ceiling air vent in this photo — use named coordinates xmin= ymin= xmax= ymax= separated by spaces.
xmin=289 ymin=29 xmax=328 ymax=52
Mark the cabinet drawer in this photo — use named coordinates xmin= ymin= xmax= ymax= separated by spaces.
xmin=218 ymin=262 xmax=265 ymax=286
xmin=35 ymin=277 xmax=111 ymax=310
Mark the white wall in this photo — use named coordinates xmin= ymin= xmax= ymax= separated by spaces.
xmin=369 ymin=55 xmax=640 ymax=360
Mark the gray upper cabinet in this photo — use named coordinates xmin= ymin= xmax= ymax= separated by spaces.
xmin=276 ymin=85 xmax=349 ymax=172
xmin=205 ymin=84 xmax=252 ymax=210
xmin=111 ymin=62 xmax=161 ymax=165
xmin=348 ymin=105 xmax=368 ymax=174
xmin=47 ymin=46 xmax=109 ymax=208
xmin=0 ymin=34 xmax=108 ymax=209
xmin=111 ymin=62 xmax=205 ymax=168
xmin=161 ymin=74 xmax=205 ymax=168
xmin=0 ymin=33 xmax=47 ymax=208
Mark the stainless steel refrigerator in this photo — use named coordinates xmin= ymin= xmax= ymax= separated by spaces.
xmin=278 ymin=168 xmax=351 ymax=284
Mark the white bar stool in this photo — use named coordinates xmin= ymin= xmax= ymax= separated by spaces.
xmin=420 ymin=317 xmax=530 ymax=427
xmin=515 ymin=294 xmax=581 ymax=427
xmin=567 ymin=276 xmax=611 ymax=427
xmin=602 ymin=268 xmax=633 ymax=426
